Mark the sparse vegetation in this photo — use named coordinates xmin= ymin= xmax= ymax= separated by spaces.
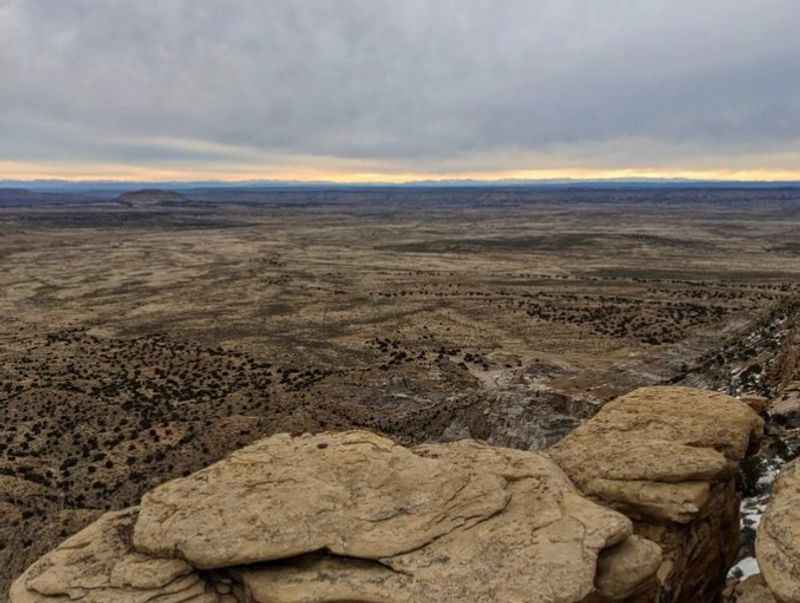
xmin=2 ymin=187 xmax=800 ymax=594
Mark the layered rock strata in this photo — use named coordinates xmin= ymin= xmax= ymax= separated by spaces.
xmin=12 ymin=431 xmax=660 ymax=603
xmin=550 ymin=386 xmax=764 ymax=603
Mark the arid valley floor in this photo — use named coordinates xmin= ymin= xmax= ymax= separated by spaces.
xmin=3 ymin=186 xmax=800 ymax=596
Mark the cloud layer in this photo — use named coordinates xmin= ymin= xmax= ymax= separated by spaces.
xmin=1 ymin=0 xmax=799 ymax=180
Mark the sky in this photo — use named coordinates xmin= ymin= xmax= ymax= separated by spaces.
xmin=1 ymin=0 xmax=799 ymax=183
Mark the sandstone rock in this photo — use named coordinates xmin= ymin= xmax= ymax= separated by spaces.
xmin=9 ymin=508 xmax=218 ymax=603
xmin=594 ymin=535 xmax=664 ymax=600
xmin=229 ymin=554 xmax=404 ymax=603
xmin=13 ymin=431 xmax=663 ymax=603
xmin=633 ymin=479 xmax=741 ymax=603
xmin=550 ymin=386 xmax=762 ymax=603
xmin=585 ymin=478 xmax=712 ymax=524
xmin=550 ymin=386 xmax=763 ymax=521
xmin=378 ymin=440 xmax=640 ymax=602
xmin=757 ymin=459 xmax=800 ymax=603
xmin=2 ymin=508 xmax=103 ymax=603
xmin=226 ymin=438 xmax=655 ymax=602
xmin=134 ymin=430 xmax=510 ymax=568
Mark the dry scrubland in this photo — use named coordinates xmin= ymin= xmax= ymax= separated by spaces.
xmin=2 ymin=186 xmax=800 ymax=595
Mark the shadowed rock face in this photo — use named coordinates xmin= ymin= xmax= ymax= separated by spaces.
xmin=10 ymin=430 xmax=662 ymax=603
xmin=551 ymin=386 xmax=764 ymax=603
xmin=757 ymin=459 xmax=800 ymax=603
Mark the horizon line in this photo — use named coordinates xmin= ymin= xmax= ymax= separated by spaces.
xmin=4 ymin=176 xmax=800 ymax=189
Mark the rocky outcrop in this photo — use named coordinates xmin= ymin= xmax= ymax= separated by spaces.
xmin=8 ymin=509 xmax=220 ymax=603
xmin=550 ymin=386 xmax=764 ymax=603
xmin=11 ymin=386 xmax=764 ymax=603
xmin=12 ymin=430 xmax=661 ymax=603
xmin=757 ymin=458 xmax=800 ymax=602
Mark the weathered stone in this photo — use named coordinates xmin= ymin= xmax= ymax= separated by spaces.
xmin=584 ymin=479 xmax=712 ymax=524
xmin=594 ymin=535 xmax=664 ymax=600
xmin=550 ymin=386 xmax=762 ymax=603
xmin=9 ymin=508 xmax=218 ymax=603
xmin=225 ymin=438 xmax=657 ymax=603
xmin=133 ymin=430 xmax=510 ymax=568
xmin=13 ymin=431 xmax=663 ymax=603
xmin=757 ymin=459 xmax=800 ymax=603
xmin=381 ymin=440 xmax=641 ymax=602
xmin=550 ymin=386 xmax=762 ymax=522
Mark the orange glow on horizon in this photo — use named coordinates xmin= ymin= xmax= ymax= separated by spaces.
xmin=1 ymin=161 xmax=799 ymax=184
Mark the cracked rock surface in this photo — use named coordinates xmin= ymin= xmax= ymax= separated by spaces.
xmin=757 ymin=458 xmax=800 ymax=603
xmin=9 ymin=508 xmax=220 ymax=603
xmin=133 ymin=431 xmax=510 ymax=568
xmin=11 ymin=430 xmax=661 ymax=602
xmin=550 ymin=386 xmax=763 ymax=523
xmin=551 ymin=386 xmax=764 ymax=603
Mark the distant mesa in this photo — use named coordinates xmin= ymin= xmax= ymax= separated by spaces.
xmin=115 ymin=189 xmax=188 ymax=208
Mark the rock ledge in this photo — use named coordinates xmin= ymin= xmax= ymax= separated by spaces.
xmin=12 ymin=430 xmax=659 ymax=603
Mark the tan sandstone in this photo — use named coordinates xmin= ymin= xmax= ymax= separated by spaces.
xmin=9 ymin=508 xmax=217 ymax=603
xmin=757 ymin=458 xmax=800 ymax=603
xmin=550 ymin=386 xmax=764 ymax=603
xmin=13 ymin=430 xmax=663 ymax=603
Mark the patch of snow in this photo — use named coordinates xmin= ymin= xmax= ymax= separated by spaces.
xmin=757 ymin=467 xmax=780 ymax=489
xmin=727 ymin=556 xmax=760 ymax=581
xmin=740 ymin=499 xmax=766 ymax=529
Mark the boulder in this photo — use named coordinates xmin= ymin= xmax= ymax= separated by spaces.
xmin=757 ymin=458 xmax=800 ymax=602
xmin=133 ymin=431 xmax=511 ymax=567
xmin=550 ymin=386 xmax=764 ymax=603
xmin=593 ymin=536 xmax=664 ymax=600
xmin=9 ymin=508 xmax=220 ymax=603
xmin=12 ymin=431 xmax=662 ymax=603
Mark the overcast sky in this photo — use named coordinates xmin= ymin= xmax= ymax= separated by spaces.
xmin=1 ymin=0 xmax=799 ymax=181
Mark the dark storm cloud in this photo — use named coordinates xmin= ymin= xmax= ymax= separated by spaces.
xmin=1 ymin=0 xmax=799 ymax=175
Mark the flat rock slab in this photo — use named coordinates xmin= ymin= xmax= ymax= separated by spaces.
xmin=228 ymin=439 xmax=655 ymax=603
xmin=134 ymin=430 xmax=510 ymax=568
xmin=550 ymin=386 xmax=763 ymax=523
